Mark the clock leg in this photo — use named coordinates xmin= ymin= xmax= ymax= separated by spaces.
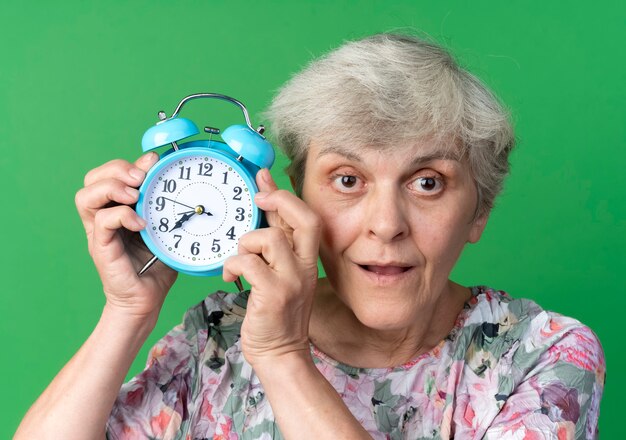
xmin=234 ymin=277 xmax=245 ymax=293
xmin=138 ymin=254 xmax=159 ymax=276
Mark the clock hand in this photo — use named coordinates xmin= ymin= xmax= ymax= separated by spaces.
xmin=177 ymin=209 xmax=213 ymax=217
xmin=193 ymin=204 xmax=213 ymax=216
xmin=189 ymin=204 xmax=213 ymax=216
xmin=169 ymin=211 xmax=195 ymax=232
xmin=176 ymin=209 xmax=195 ymax=216
xmin=160 ymin=196 xmax=195 ymax=211
xmin=161 ymin=197 xmax=213 ymax=216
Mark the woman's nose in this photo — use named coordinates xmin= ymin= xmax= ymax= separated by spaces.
xmin=364 ymin=187 xmax=410 ymax=242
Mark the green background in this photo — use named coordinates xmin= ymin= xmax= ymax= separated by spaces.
xmin=1 ymin=1 xmax=623 ymax=437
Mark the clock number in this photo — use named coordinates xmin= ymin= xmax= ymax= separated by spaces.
xmin=159 ymin=218 xmax=169 ymax=232
xmin=174 ymin=234 xmax=182 ymax=248
xmin=198 ymin=162 xmax=213 ymax=176
xmin=162 ymin=179 xmax=177 ymax=193
xmin=235 ymin=207 xmax=245 ymax=221
xmin=178 ymin=166 xmax=191 ymax=180
xmin=156 ymin=196 xmax=166 ymax=211
xmin=191 ymin=242 xmax=200 ymax=256
xmin=211 ymin=239 xmax=221 ymax=253
xmin=226 ymin=226 xmax=236 ymax=240
xmin=222 ymin=172 xmax=229 ymax=184
xmin=233 ymin=186 xmax=242 ymax=201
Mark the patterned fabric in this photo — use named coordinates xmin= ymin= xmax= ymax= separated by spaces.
xmin=106 ymin=287 xmax=605 ymax=439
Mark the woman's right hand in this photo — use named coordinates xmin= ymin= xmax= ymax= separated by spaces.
xmin=15 ymin=153 xmax=178 ymax=439
xmin=75 ymin=152 xmax=177 ymax=320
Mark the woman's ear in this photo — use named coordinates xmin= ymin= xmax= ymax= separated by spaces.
xmin=289 ymin=175 xmax=297 ymax=192
xmin=468 ymin=213 xmax=489 ymax=244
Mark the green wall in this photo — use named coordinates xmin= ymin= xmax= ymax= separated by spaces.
xmin=2 ymin=1 xmax=623 ymax=437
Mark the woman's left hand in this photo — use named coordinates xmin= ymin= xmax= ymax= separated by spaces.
xmin=222 ymin=168 xmax=321 ymax=368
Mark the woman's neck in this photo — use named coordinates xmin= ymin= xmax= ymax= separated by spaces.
xmin=308 ymin=278 xmax=471 ymax=369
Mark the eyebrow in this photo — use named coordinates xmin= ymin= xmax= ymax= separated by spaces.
xmin=408 ymin=150 xmax=464 ymax=166
xmin=317 ymin=145 xmax=362 ymax=161
xmin=317 ymin=144 xmax=464 ymax=166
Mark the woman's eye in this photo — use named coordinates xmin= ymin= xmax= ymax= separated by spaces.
xmin=332 ymin=175 xmax=361 ymax=191
xmin=411 ymin=176 xmax=443 ymax=194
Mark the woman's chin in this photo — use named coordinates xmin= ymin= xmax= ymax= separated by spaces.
xmin=348 ymin=300 xmax=418 ymax=333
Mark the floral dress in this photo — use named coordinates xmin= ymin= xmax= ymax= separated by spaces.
xmin=106 ymin=287 xmax=605 ymax=439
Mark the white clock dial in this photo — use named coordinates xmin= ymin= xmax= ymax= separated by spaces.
xmin=142 ymin=154 xmax=254 ymax=267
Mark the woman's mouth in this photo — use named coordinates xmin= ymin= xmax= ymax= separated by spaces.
xmin=360 ymin=265 xmax=412 ymax=275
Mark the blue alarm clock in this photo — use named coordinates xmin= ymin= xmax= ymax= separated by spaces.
xmin=135 ymin=93 xmax=274 ymax=287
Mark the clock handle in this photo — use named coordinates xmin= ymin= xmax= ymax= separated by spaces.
xmin=170 ymin=93 xmax=265 ymax=138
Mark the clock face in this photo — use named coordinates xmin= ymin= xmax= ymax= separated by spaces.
xmin=138 ymin=149 xmax=256 ymax=271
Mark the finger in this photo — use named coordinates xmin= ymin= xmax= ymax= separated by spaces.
xmin=254 ymin=190 xmax=321 ymax=262
xmin=223 ymin=253 xmax=277 ymax=287
xmin=134 ymin=151 xmax=159 ymax=172
xmin=256 ymin=168 xmax=279 ymax=192
xmin=92 ymin=205 xmax=146 ymax=248
xmin=238 ymin=227 xmax=297 ymax=271
xmin=255 ymin=169 xmax=284 ymax=227
xmin=83 ymin=152 xmax=157 ymax=187
xmin=75 ymin=179 xmax=140 ymax=231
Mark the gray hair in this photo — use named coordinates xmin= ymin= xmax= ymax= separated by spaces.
xmin=264 ymin=33 xmax=515 ymax=218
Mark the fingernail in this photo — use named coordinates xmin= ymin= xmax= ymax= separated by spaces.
xmin=260 ymin=168 xmax=271 ymax=184
xmin=129 ymin=168 xmax=145 ymax=181
xmin=255 ymin=191 xmax=268 ymax=201
xmin=142 ymin=151 xmax=157 ymax=162
xmin=136 ymin=217 xmax=147 ymax=228
xmin=125 ymin=187 xmax=139 ymax=198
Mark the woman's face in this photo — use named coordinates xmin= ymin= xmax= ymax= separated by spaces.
xmin=301 ymin=139 xmax=488 ymax=331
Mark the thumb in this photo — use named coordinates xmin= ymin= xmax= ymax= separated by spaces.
xmin=134 ymin=151 xmax=159 ymax=173
xmin=256 ymin=168 xmax=279 ymax=193
xmin=255 ymin=168 xmax=286 ymax=229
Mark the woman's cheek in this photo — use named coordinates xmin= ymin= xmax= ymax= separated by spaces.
xmin=319 ymin=204 xmax=361 ymax=248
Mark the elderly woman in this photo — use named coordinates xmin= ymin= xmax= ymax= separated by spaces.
xmin=17 ymin=34 xmax=604 ymax=439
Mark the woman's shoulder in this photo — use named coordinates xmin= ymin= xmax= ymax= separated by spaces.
xmin=449 ymin=287 xmax=606 ymax=438
xmin=458 ymin=286 xmax=605 ymax=377
xmin=465 ymin=285 xmax=548 ymax=323
xmin=464 ymin=285 xmax=599 ymax=337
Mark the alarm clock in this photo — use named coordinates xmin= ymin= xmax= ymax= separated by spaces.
xmin=135 ymin=93 xmax=275 ymax=283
